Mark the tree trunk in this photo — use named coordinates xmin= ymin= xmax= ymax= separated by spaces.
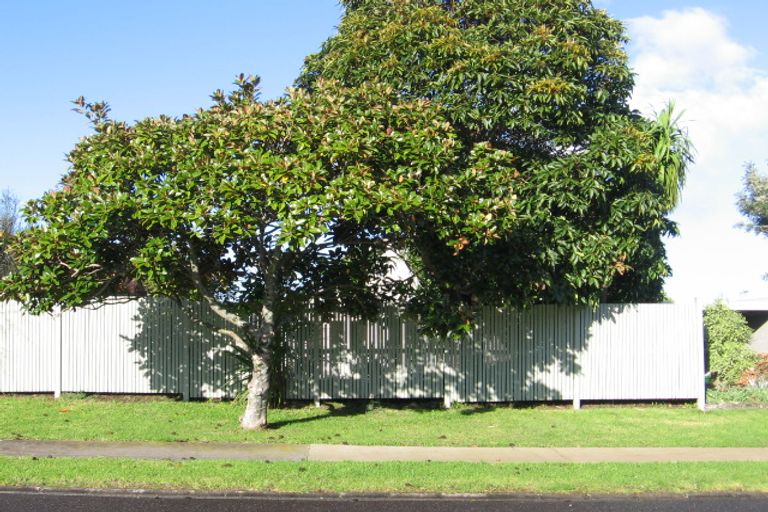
xmin=240 ymin=350 xmax=271 ymax=430
xmin=240 ymin=297 xmax=276 ymax=430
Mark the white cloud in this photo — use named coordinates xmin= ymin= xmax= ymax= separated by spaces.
xmin=627 ymin=8 xmax=768 ymax=304
xmin=631 ymin=9 xmax=755 ymax=92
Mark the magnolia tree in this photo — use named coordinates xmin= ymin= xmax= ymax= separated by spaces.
xmin=0 ymin=77 xmax=516 ymax=429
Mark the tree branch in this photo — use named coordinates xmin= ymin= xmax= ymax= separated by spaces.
xmin=217 ymin=328 xmax=251 ymax=353
xmin=175 ymin=299 xmax=252 ymax=354
xmin=186 ymin=244 xmax=248 ymax=330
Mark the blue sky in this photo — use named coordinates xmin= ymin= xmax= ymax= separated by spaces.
xmin=1 ymin=1 xmax=767 ymax=304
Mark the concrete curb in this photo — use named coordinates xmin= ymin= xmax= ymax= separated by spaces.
xmin=3 ymin=440 xmax=768 ymax=463
xmin=3 ymin=486 xmax=768 ymax=500
xmin=307 ymin=445 xmax=768 ymax=463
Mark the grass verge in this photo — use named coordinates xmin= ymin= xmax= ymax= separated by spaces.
xmin=2 ymin=395 xmax=768 ymax=447
xmin=708 ymin=388 xmax=768 ymax=404
xmin=1 ymin=457 xmax=767 ymax=494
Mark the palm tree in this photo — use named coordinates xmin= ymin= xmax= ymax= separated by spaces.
xmin=650 ymin=102 xmax=694 ymax=211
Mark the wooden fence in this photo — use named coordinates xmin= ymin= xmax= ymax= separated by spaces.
xmin=0 ymin=300 xmax=706 ymax=408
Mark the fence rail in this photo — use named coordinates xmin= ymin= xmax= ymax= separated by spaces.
xmin=0 ymin=300 xmax=706 ymax=408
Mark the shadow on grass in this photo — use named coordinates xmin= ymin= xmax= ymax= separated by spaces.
xmin=267 ymin=399 xmax=443 ymax=429
xmin=266 ymin=399 xmax=579 ymax=429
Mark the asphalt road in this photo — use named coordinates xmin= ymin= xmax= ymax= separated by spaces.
xmin=2 ymin=490 xmax=768 ymax=512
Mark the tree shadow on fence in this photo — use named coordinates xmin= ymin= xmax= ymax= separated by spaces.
xmin=121 ymin=299 xmax=626 ymax=421
xmin=123 ymin=298 xmax=247 ymax=400
xmin=280 ymin=305 xmax=625 ymax=413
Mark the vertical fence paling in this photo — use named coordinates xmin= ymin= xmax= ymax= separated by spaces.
xmin=0 ymin=301 xmax=705 ymax=403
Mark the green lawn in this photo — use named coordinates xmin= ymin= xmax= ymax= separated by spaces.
xmin=2 ymin=395 xmax=767 ymax=447
xmin=1 ymin=457 xmax=766 ymax=494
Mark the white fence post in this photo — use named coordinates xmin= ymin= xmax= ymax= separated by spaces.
xmin=53 ymin=307 xmax=63 ymax=398
xmin=312 ymin=317 xmax=321 ymax=407
xmin=695 ymin=298 xmax=707 ymax=411
xmin=442 ymin=348 xmax=451 ymax=408
xmin=180 ymin=301 xmax=190 ymax=401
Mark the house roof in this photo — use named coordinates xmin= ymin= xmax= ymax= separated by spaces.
xmin=727 ymin=288 xmax=768 ymax=311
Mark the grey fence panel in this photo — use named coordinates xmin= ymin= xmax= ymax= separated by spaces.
xmin=0 ymin=302 xmax=59 ymax=393
xmin=15 ymin=299 xmax=246 ymax=399
xmin=62 ymin=300 xmax=158 ymax=395
xmin=0 ymin=301 xmax=705 ymax=404
xmin=576 ymin=303 xmax=704 ymax=401
xmin=284 ymin=303 xmax=703 ymax=403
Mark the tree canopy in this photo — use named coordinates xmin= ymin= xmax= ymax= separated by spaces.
xmin=300 ymin=0 xmax=692 ymax=325
xmin=0 ymin=190 xmax=20 ymax=277
xmin=738 ymin=163 xmax=768 ymax=237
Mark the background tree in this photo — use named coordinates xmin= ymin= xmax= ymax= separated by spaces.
xmin=300 ymin=0 xmax=692 ymax=328
xmin=0 ymin=190 xmax=20 ymax=277
xmin=738 ymin=163 xmax=768 ymax=237
xmin=0 ymin=76 xmax=516 ymax=429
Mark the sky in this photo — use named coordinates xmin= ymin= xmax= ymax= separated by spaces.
xmin=1 ymin=0 xmax=767 ymax=305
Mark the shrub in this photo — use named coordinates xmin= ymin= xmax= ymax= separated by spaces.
xmin=703 ymin=301 xmax=757 ymax=388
